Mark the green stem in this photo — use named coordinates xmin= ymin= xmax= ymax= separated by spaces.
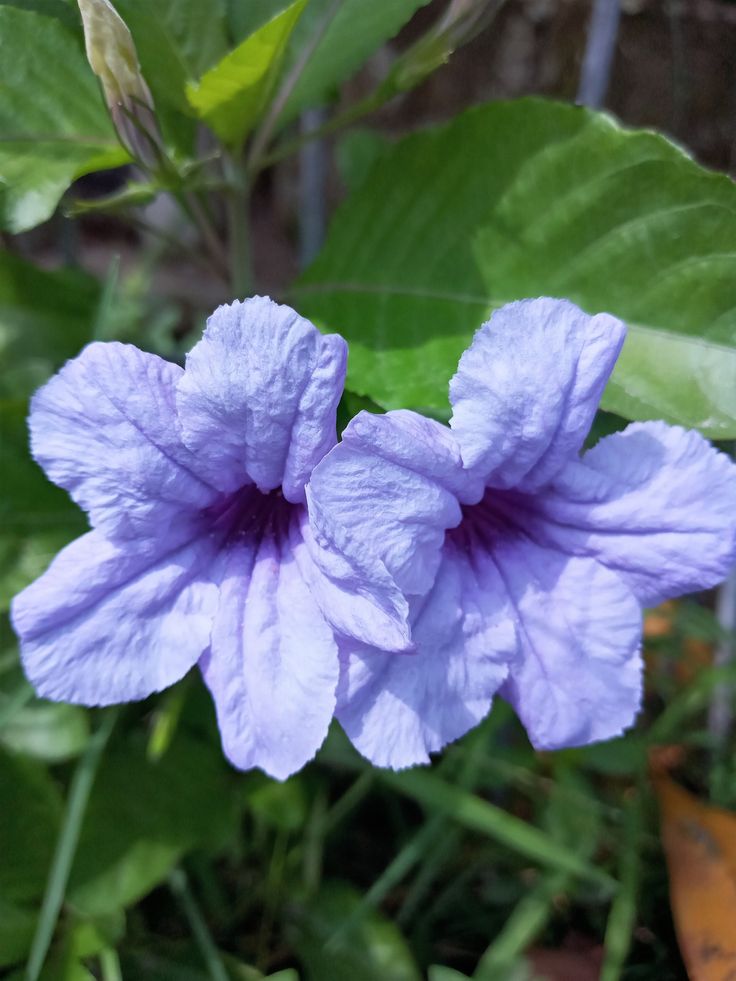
xmin=254 ymin=88 xmax=386 ymax=174
xmin=25 ymin=709 xmax=118 ymax=981
xmin=181 ymin=191 xmax=230 ymax=279
xmin=256 ymin=828 xmax=289 ymax=971
xmin=599 ymin=793 xmax=642 ymax=981
xmin=168 ymin=868 xmax=229 ymax=981
xmin=225 ymin=158 xmax=253 ymax=297
xmin=247 ymin=0 xmax=345 ymax=173
xmin=99 ymin=947 xmax=123 ymax=981
xmin=473 ymin=870 xmax=570 ymax=979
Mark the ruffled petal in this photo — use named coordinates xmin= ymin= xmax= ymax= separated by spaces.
xmin=449 ymin=298 xmax=626 ymax=491
xmin=177 ymin=297 xmax=347 ymax=502
xmin=296 ymin=505 xmax=411 ymax=653
xmin=201 ymin=509 xmax=339 ymax=780
xmin=495 ymin=540 xmax=643 ymax=749
xmin=336 ymin=541 xmax=516 ymax=768
xmin=29 ymin=342 xmax=219 ymax=539
xmin=11 ymin=528 xmax=219 ymax=704
xmin=510 ymin=421 xmax=736 ymax=606
xmin=307 ymin=410 xmax=471 ymax=599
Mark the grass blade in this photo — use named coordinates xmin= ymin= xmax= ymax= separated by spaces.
xmin=600 ymin=792 xmax=642 ymax=981
xmin=474 ymin=870 xmax=570 ymax=978
xmin=381 ymin=769 xmax=617 ymax=891
xmin=168 ymin=867 xmax=229 ymax=981
xmin=25 ymin=708 xmax=118 ymax=981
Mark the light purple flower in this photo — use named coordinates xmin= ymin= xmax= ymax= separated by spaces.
xmin=11 ymin=297 xmax=411 ymax=779
xmin=308 ymin=298 xmax=736 ymax=768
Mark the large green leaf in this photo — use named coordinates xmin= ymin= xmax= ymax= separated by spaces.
xmin=0 ymin=747 xmax=62 ymax=903
xmin=297 ymin=99 xmax=736 ymax=437
xmin=0 ymin=7 xmax=128 ymax=232
xmin=0 ymin=255 xmax=96 ymax=605
xmin=0 ymin=899 xmax=36 ymax=968
xmin=279 ymin=0 xmax=432 ymax=124
xmin=0 ymin=701 xmax=90 ymax=762
xmin=292 ymin=880 xmax=421 ymax=981
xmin=151 ymin=0 xmax=228 ymax=80
xmin=67 ymin=730 xmax=239 ymax=915
xmin=0 ymin=399 xmax=86 ymax=610
xmin=0 ymin=252 xmax=100 ymax=397
xmin=186 ymin=0 xmax=306 ymax=148
xmin=226 ymin=0 xmax=287 ymax=42
xmin=0 ymin=0 xmax=80 ymax=32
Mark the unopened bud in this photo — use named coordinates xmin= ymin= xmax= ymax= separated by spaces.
xmin=77 ymin=0 xmax=159 ymax=165
xmin=390 ymin=0 xmax=499 ymax=93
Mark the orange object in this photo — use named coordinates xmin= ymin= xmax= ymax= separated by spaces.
xmin=654 ymin=772 xmax=736 ymax=980
xmin=644 ymin=602 xmax=676 ymax=639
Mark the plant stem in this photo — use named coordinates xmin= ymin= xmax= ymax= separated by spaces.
xmin=599 ymin=793 xmax=642 ymax=981
xmin=25 ymin=709 xmax=118 ymax=981
xmin=99 ymin=947 xmax=123 ymax=981
xmin=168 ymin=867 xmax=229 ymax=981
xmin=256 ymin=89 xmax=385 ymax=173
xmin=247 ymin=0 xmax=345 ymax=174
xmin=474 ymin=871 xmax=571 ymax=978
xmin=181 ymin=191 xmax=230 ymax=279
xmin=225 ymin=158 xmax=253 ymax=297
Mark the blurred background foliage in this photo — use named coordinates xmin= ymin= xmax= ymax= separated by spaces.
xmin=1 ymin=0 xmax=736 ymax=978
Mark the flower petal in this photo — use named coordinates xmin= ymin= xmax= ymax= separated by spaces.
xmin=296 ymin=505 xmax=411 ymax=653
xmin=495 ymin=540 xmax=643 ymax=749
xmin=307 ymin=409 xmax=469 ymax=599
xmin=201 ymin=510 xmax=339 ymax=780
xmin=177 ymin=297 xmax=347 ymax=502
xmin=30 ymin=342 xmax=219 ymax=538
xmin=336 ymin=541 xmax=516 ymax=768
xmin=449 ymin=298 xmax=626 ymax=491
xmin=511 ymin=421 xmax=736 ymax=606
xmin=11 ymin=528 xmax=219 ymax=704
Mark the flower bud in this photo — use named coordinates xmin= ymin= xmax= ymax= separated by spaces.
xmin=77 ymin=0 xmax=158 ymax=164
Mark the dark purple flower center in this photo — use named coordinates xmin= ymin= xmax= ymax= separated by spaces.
xmin=449 ymin=487 xmax=531 ymax=551
xmin=204 ymin=484 xmax=293 ymax=545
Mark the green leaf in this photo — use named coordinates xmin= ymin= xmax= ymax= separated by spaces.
xmin=0 ymin=398 xmax=85 ymax=609
xmin=0 ymin=253 xmax=100 ymax=394
xmin=298 ymin=98 xmax=736 ymax=437
xmin=0 ymin=747 xmax=62 ymax=904
xmin=247 ymin=773 xmax=309 ymax=832
xmin=151 ymin=0 xmax=229 ymax=80
xmin=428 ymin=970 xmax=471 ymax=981
xmin=0 ymin=7 xmax=128 ymax=231
xmin=0 ymin=0 xmax=80 ymax=32
xmin=280 ymin=0 xmax=432 ymax=124
xmin=335 ymin=128 xmax=392 ymax=193
xmin=187 ymin=0 xmax=306 ymax=148
xmin=66 ymin=910 xmax=126 ymax=960
xmin=226 ymin=0 xmax=288 ymax=42
xmin=0 ymin=253 xmax=97 ymax=602
xmin=0 ymin=899 xmax=36 ymax=968
xmin=67 ymin=730 xmax=239 ymax=915
xmin=0 ymin=701 xmax=90 ymax=762
xmin=292 ymin=880 xmax=421 ymax=981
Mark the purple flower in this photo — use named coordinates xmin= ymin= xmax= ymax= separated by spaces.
xmin=308 ymin=298 xmax=736 ymax=768
xmin=11 ymin=297 xmax=411 ymax=779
